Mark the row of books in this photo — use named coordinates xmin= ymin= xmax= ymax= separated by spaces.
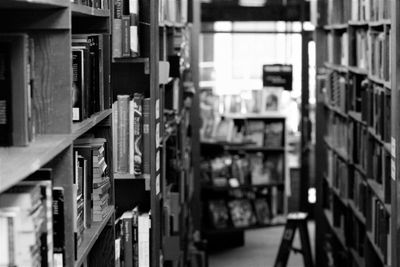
xmin=325 ymin=111 xmax=348 ymax=156
xmin=207 ymin=189 xmax=284 ymax=229
xmin=327 ymin=32 xmax=348 ymax=66
xmin=347 ymin=212 xmax=366 ymax=258
xmin=71 ymin=0 xmax=109 ymax=9
xmin=350 ymin=168 xmax=368 ymax=219
xmin=367 ymin=139 xmax=391 ymax=199
xmin=112 ymin=0 xmax=140 ymax=59
xmin=213 ymin=118 xmax=285 ymax=147
xmin=351 ymin=0 xmax=391 ymax=22
xmin=73 ymin=137 xmax=111 ymax=259
xmin=352 ymin=29 xmax=368 ymax=70
xmin=0 ymin=169 xmax=62 ymax=267
xmin=112 ymin=94 xmax=151 ymax=178
xmin=0 ymin=33 xmax=35 ymax=147
xmin=348 ymin=74 xmax=368 ymax=116
xmin=159 ymin=0 xmax=188 ymax=24
xmin=367 ymin=84 xmax=391 ymax=142
xmin=326 ymin=150 xmax=349 ymax=200
xmin=201 ymin=153 xmax=284 ymax=187
xmin=325 ymin=70 xmax=347 ymax=114
xmin=327 ymin=0 xmax=391 ymax=24
xmin=72 ymin=34 xmax=111 ymax=122
xmin=115 ymin=207 xmax=150 ymax=267
xmin=369 ymin=30 xmax=390 ymax=82
xmin=367 ymin=196 xmax=391 ymax=264
xmin=348 ymin=120 xmax=368 ymax=171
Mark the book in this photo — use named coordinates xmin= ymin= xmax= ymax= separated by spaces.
xmin=121 ymin=211 xmax=134 ymax=267
xmin=245 ymin=120 xmax=265 ymax=146
xmin=117 ymin=95 xmax=130 ymax=173
xmin=138 ymin=212 xmax=150 ymax=267
xmin=143 ymin=98 xmax=150 ymax=179
xmin=227 ymin=199 xmax=256 ymax=228
xmin=0 ymin=34 xmax=31 ymax=146
xmin=129 ymin=0 xmax=139 ymax=56
xmin=133 ymin=94 xmax=144 ymax=176
xmin=208 ymin=200 xmax=229 ymax=229
xmin=254 ymin=198 xmax=271 ymax=225
xmin=112 ymin=0 xmax=123 ymax=58
xmin=264 ymin=121 xmax=284 ymax=148
xmin=261 ymin=87 xmax=282 ymax=112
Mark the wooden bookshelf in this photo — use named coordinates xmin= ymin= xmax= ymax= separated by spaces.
xmin=315 ymin=0 xmax=394 ymax=266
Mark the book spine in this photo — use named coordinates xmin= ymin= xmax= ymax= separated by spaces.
xmin=112 ymin=0 xmax=123 ymax=58
xmin=138 ymin=213 xmax=150 ymax=267
xmin=0 ymin=42 xmax=12 ymax=146
xmin=11 ymin=34 xmax=29 ymax=146
xmin=121 ymin=15 xmax=131 ymax=57
xmin=133 ymin=94 xmax=143 ymax=176
xmin=117 ymin=95 xmax=130 ymax=173
xmin=112 ymin=102 xmax=118 ymax=173
xmin=132 ymin=208 xmax=139 ymax=267
xmin=72 ymin=50 xmax=84 ymax=122
xmin=52 ymin=187 xmax=65 ymax=267
xmin=129 ymin=0 xmax=139 ymax=55
xmin=123 ymin=216 xmax=133 ymax=267
xmin=129 ymin=100 xmax=135 ymax=174
xmin=142 ymin=98 xmax=150 ymax=178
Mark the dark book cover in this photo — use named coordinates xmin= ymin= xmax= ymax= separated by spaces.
xmin=121 ymin=211 xmax=133 ymax=267
xmin=207 ymin=200 xmax=229 ymax=229
xmin=143 ymin=98 xmax=150 ymax=178
xmin=53 ymin=187 xmax=65 ymax=266
xmin=0 ymin=34 xmax=30 ymax=146
xmin=101 ymin=34 xmax=112 ymax=109
xmin=133 ymin=93 xmax=143 ymax=176
xmin=0 ymin=41 xmax=12 ymax=146
xmin=88 ymin=35 xmax=101 ymax=114
xmin=72 ymin=49 xmax=84 ymax=122
xmin=74 ymin=145 xmax=94 ymax=229
xmin=253 ymin=198 xmax=271 ymax=225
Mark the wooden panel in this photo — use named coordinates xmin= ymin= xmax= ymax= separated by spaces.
xmin=0 ymin=134 xmax=71 ymax=192
xmin=32 ymin=31 xmax=72 ymax=134
xmin=0 ymin=8 xmax=70 ymax=30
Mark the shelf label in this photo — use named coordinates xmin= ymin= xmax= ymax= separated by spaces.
xmin=392 ymin=137 xmax=396 ymax=157
xmin=156 ymin=150 xmax=160 ymax=172
xmin=156 ymin=123 xmax=160 ymax=147
xmin=391 ymin=158 xmax=396 ymax=181
xmin=156 ymin=99 xmax=160 ymax=119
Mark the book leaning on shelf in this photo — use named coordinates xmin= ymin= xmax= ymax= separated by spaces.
xmin=0 ymin=33 xmax=35 ymax=147
xmin=113 ymin=94 xmax=150 ymax=179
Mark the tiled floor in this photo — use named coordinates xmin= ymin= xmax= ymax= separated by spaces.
xmin=209 ymin=222 xmax=315 ymax=267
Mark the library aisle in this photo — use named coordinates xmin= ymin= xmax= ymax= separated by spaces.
xmin=209 ymin=223 xmax=315 ymax=267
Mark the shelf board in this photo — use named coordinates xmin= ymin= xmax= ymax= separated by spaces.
xmin=0 ymin=0 xmax=69 ymax=9
xmin=368 ymin=75 xmax=391 ymax=88
xmin=366 ymin=179 xmax=391 ymax=214
xmin=75 ymin=205 xmax=114 ymax=267
xmin=71 ymin=3 xmax=110 ymax=17
xmin=204 ymin=220 xmax=286 ymax=235
xmin=352 ymin=163 xmax=367 ymax=177
xmin=366 ymin=231 xmax=385 ymax=264
xmin=347 ymin=111 xmax=367 ymax=126
xmin=324 ymin=62 xmax=348 ymax=73
xmin=330 ymin=187 xmax=348 ymax=206
xmin=225 ymin=146 xmax=285 ymax=152
xmin=160 ymin=20 xmax=187 ymax=28
xmin=221 ymin=113 xmax=286 ymax=119
xmin=323 ymin=23 xmax=348 ymax=30
xmin=112 ymin=57 xmax=149 ymax=64
xmin=367 ymin=127 xmax=390 ymax=148
xmin=369 ymin=19 xmax=391 ymax=28
xmin=349 ymin=247 xmax=365 ymax=267
xmin=72 ymin=109 xmax=112 ymax=139
xmin=348 ymin=20 xmax=369 ymax=26
xmin=323 ymin=102 xmax=348 ymax=118
xmin=0 ymin=134 xmax=71 ymax=193
xmin=324 ymin=137 xmax=349 ymax=161
xmin=323 ymin=209 xmax=347 ymax=249
xmin=202 ymin=182 xmax=284 ymax=191
xmin=348 ymin=199 xmax=366 ymax=225
xmin=347 ymin=66 xmax=368 ymax=75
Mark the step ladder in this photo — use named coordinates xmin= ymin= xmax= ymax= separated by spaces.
xmin=273 ymin=212 xmax=314 ymax=267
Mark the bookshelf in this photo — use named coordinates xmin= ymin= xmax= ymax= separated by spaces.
xmin=0 ymin=1 xmax=203 ymax=267
xmin=314 ymin=0 xmax=395 ymax=266
xmin=200 ymin=113 xmax=288 ymax=248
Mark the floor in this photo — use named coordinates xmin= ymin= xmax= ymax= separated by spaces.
xmin=209 ymin=222 xmax=315 ymax=267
